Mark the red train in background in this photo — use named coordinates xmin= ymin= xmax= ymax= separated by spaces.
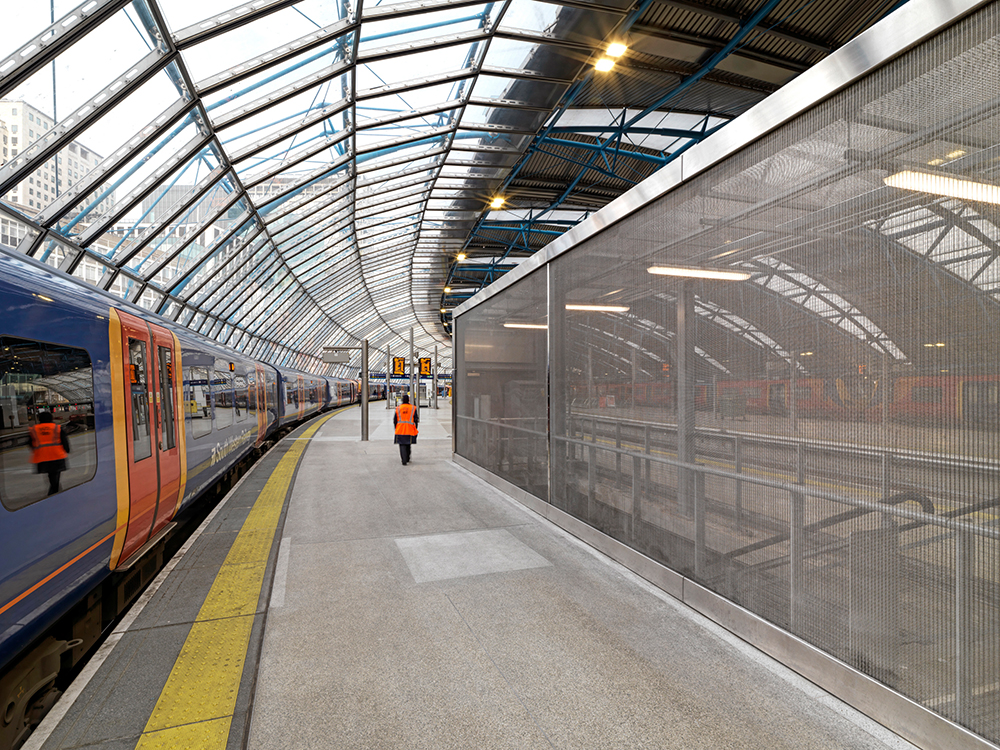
xmin=582 ymin=374 xmax=1000 ymax=426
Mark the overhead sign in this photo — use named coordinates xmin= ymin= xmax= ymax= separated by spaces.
xmin=322 ymin=350 xmax=350 ymax=364
xmin=419 ymin=357 xmax=431 ymax=376
xmin=392 ymin=356 xmax=406 ymax=376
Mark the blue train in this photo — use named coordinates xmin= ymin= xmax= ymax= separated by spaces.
xmin=0 ymin=248 xmax=359 ymax=748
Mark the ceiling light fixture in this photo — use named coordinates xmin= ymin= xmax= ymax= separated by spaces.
xmin=456 ymin=252 xmax=467 ymax=261
xmin=490 ymin=196 xmax=504 ymax=209
xmin=606 ymin=42 xmax=627 ymax=57
xmin=565 ymin=304 xmax=630 ymax=312
xmin=647 ymin=266 xmax=751 ymax=280
xmin=595 ymin=58 xmax=615 ymax=72
xmin=444 ymin=286 xmax=451 ymax=293
xmin=884 ymin=171 xmax=1000 ymax=204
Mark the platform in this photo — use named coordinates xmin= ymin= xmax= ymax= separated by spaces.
xmin=27 ymin=400 xmax=919 ymax=750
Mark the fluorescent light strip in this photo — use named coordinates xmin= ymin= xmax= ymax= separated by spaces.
xmin=647 ymin=266 xmax=750 ymax=280
xmin=884 ymin=170 xmax=1000 ymax=204
xmin=565 ymin=304 xmax=630 ymax=312
xmin=504 ymin=323 xmax=548 ymax=329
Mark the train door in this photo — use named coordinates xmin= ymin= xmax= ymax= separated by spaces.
xmin=297 ymin=375 xmax=305 ymax=420
xmin=255 ymin=364 xmax=268 ymax=443
xmin=768 ymin=382 xmax=786 ymax=414
xmin=113 ymin=309 xmax=182 ymax=565
xmin=961 ymin=380 xmax=998 ymax=426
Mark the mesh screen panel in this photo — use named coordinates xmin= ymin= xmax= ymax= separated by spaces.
xmin=456 ymin=5 xmax=1000 ymax=743
xmin=456 ymin=268 xmax=549 ymax=501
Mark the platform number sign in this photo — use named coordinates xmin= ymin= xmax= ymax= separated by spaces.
xmin=419 ymin=357 xmax=431 ymax=376
xmin=392 ymin=356 xmax=406 ymax=376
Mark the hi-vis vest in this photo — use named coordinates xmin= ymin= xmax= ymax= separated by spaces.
xmin=395 ymin=404 xmax=418 ymax=437
xmin=29 ymin=423 xmax=67 ymax=463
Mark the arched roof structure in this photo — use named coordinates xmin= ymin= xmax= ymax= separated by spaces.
xmin=0 ymin=0 xmax=909 ymax=372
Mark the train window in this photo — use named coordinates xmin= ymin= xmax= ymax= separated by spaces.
xmin=234 ymin=375 xmax=248 ymax=422
xmin=214 ymin=371 xmax=233 ymax=429
xmin=0 ymin=336 xmax=98 ymax=510
xmin=247 ymin=374 xmax=257 ymax=414
xmin=158 ymin=347 xmax=175 ymax=450
xmin=912 ymin=386 xmax=942 ymax=404
xmin=128 ymin=339 xmax=152 ymax=462
xmin=185 ymin=366 xmax=212 ymax=438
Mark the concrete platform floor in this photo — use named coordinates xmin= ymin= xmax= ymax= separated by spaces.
xmin=248 ymin=400 xmax=918 ymax=750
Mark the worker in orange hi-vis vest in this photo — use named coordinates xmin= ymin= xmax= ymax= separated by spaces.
xmin=29 ymin=411 xmax=70 ymax=496
xmin=393 ymin=393 xmax=419 ymax=466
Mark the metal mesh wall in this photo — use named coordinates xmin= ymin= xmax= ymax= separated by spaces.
xmin=457 ymin=3 xmax=1000 ymax=744
xmin=455 ymin=268 xmax=548 ymax=501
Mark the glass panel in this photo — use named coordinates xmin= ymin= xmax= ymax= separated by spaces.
xmin=179 ymin=1 xmax=352 ymax=82
xmin=72 ymin=254 xmax=114 ymax=287
xmin=158 ymin=346 xmax=176 ymax=450
xmin=470 ymin=74 xmax=568 ymax=109
xmin=498 ymin=0 xmax=621 ymax=45
xmin=0 ymin=212 xmax=37 ymax=252
xmin=203 ymin=37 xmax=354 ymax=124
xmin=185 ymin=364 xmax=212 ymax=437
xmin=358 ymin=5 xmax=488 ymax=56
xmin=52 ymin=107 xmax=204 ymax=241
xmin=2 ymin=62 xmax=184 ymax=223
xmin=128 ymin=338 xmax=152 ymax=461
xmin=32 ymin=237 xmax=79 ymax=271
xmin=482 ymin=39 xmax=580 ymax=80
xmin=0 ymin=336 xmax=97 ymax=510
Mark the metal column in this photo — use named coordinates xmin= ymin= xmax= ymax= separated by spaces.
xmin=433 ymin=344 xmax=438 ymax=409
xmin=790 ymin=353 xmax=798 ymax=432
xmin=677 ymin=282 xmax=701 ymax=576
xmin=361 ymin=339 xmax=369 ymax=441
xmin=386 ymin=347 xmax=391 ymax=409
xmin=409 ymin=327 xmax=415 ymax=406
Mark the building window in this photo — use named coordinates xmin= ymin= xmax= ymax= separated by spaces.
xmin=11 ymin=108 xmax=17 ymax=115
xmin=10 ymin=125 xmax=16 ymax=134
xmin=29 ymin=130 xmax=33 ymax=138
xmin=11 ymin=138 xmax=17 ymax=146
xmin=28 ymin=113 xmax=33 ymax=122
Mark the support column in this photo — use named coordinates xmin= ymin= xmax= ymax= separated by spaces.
xmin=361 ymin=339 xmax=369 ymax=441
xmin=386 ymin=347 xmax=391 ymax=409
xmin=677 ymin=282 xmax=696 ymax=520
xmin=433 ymin=345 xmax=439 ymax=409
xmin=409 ymin=328 xmax=416 ymax=407
xmin=790 ymin=353 xmax=798 ymax=432
xmin=548 ymin=265 xmax=566 ymax=510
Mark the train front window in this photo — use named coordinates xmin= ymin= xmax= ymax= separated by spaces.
xmin=128 ymin=339 xmax=152 ymax=461
xmin=0 ymin=336 xmax=98 ymax=510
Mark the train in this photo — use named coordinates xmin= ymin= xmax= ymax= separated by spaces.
xmin=581 ymin=373 xmax=999 ymax=426
xmin=0 ymin=248 xmax=360 ymax=749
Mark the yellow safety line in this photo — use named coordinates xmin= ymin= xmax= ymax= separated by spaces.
xmin=135 ymin=410 xmax=340 ymax=750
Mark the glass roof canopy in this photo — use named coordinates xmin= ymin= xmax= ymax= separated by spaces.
xmin=0 ymin=0 xmax=629 ymax=372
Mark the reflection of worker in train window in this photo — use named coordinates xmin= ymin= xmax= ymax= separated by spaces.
xmin=29 ymin=411 xmax=70 ymax=496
